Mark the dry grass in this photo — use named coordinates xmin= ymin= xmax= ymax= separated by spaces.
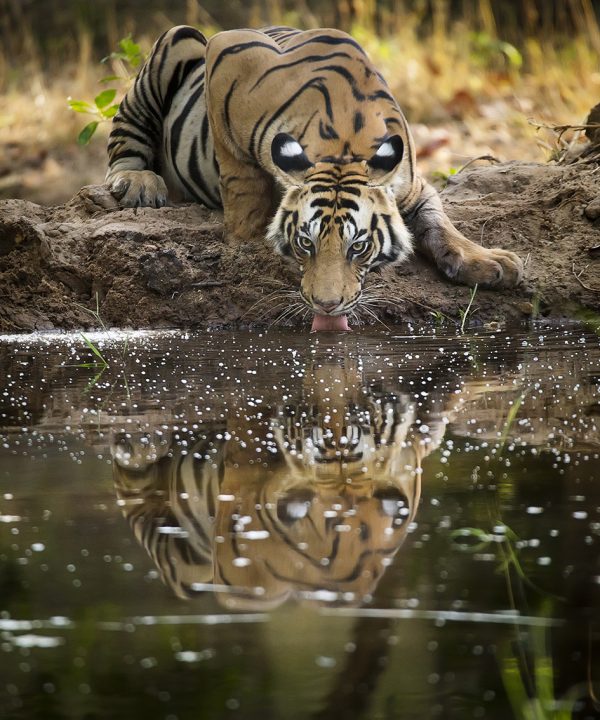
xmin=1 ymin=3 xmax=599 ymax=204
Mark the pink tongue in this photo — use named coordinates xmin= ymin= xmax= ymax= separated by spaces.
xmin=310 ymin=314 xmax=351 ymax=332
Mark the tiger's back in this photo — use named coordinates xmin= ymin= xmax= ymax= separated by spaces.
xmin=107 ymin=25 xmax=414 ymax=207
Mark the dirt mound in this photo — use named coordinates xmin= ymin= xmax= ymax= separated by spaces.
xmin=0 ymin=160 xmax=599 ymax=332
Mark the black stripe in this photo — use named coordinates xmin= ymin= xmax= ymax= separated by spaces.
xmin=353 ymin=111 xmax=364 ymax=132
xmin=298 ymin=110 xmax=318 ymax=142
xmin=172 ymin=26 xmax=207 ymax=46
xmin=133 ymin=75 xmax=162 ymax=126
xmin=200 ymin=114 xmax=210 ymax=155
xmin=163 ymin=58 xmax=204 ymax=116
xmin=109 ymin=127 xmax=151 ymax=146
xmin=209 ymin=40 xmax=280 ymax=79
xmin=223 ymin=79 xmax=238 ymax=134
xmin=338 ymin=198 xmax=360 ymax=211
xmin=248 ymin=51 xmax=352 ymax=91
xmin=310 ymin=198 xmax=334 ymax=208
xmin=315 ymin=63 xmax=365 ymax=101
xmin=281 ymin=34 xmax=367 ymax=57
xmin=308 ymin=185 xmax=336 ymax=194
xmin=256 ymin=76 xmax=333 ymax=153
xmin=170 ymin=86 xmax=210 ymax=203
xmin=109 ymin=148 xmax=151 ymax=163
xmin=188 ymin=137 xmax=222 ymax=207
xmin=318 ymin=119 xmax=339 ymax=140
xmin=155 ymin=35 xmax=170 ymax=103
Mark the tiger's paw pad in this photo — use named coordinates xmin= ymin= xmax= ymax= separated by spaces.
xmin=442 ymin=246 xmax=523 ymax=289
xmin=108 ymin=171 xmax=168 ymax=209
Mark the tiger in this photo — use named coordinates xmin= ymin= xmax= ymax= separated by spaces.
xmin=110 ymin=355 xmax=466 ymax=610
xmin=105 ymin=25 xmax=523 ymax=330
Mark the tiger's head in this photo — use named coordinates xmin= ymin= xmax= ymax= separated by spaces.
xmin=266 ymin=133 xmax=413 ymax=323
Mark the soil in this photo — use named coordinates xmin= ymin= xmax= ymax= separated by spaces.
xmin=0 ymin=159 xmax=599 ymax=333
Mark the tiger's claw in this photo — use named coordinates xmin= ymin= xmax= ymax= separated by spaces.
xmin=108 ymin=170 xmax=168 ymax=209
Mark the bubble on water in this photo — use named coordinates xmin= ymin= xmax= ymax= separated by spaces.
xmin=10 ymin=634 xmax=64 ymax=648
xmin=237 ymin=530 xmax=269 ymax=540
xmin=232 ymin=557 xmax=251 ymax=567
xmin=175 ymin=649 xmax=215 ymax=663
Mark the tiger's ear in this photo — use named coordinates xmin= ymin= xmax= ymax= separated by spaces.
xmin=367 ymin=135 xmax=404 ymax=183
xmin=271 ymin=133 xmax=313 ymax=185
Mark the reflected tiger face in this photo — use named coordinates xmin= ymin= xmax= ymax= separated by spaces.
xmin=110 ymin=356 xmax=454 ymax=609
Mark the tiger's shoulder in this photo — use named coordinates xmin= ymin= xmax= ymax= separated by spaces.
xmin=204 ymin=25 xmax=409 ymax=172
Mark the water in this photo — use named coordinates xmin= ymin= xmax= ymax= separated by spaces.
xmin=0 ymin=326 xmax=599 ymax=720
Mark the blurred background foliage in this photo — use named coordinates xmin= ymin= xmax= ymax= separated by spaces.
xmin=0 ymin=0 xmax=599 ymax=203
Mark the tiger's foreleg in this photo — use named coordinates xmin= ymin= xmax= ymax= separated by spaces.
xmin=209 ymin=136 xmax=276 ymax=243
xmin=105 ymin=26 xmax=208 ymax=208
xmin=400 ymin=177 xmax=523 ymax=288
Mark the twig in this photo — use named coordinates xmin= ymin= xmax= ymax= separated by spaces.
xmin=572 ymin=262 xmax=600 ymax=292
xmin=457 ymin=155 xmax=501 ymax=174
xmin=191 ymin=280 xmax=227 ymax=288
xmin=528 ymin=118 xmax=600 ymax=143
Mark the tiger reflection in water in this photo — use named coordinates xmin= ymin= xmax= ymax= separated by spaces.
xmin=111 ymin=355 xmax=453 ymax=609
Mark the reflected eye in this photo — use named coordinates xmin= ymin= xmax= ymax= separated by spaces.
xmin=276 ymin=489 xmax=315 ymax=524
xmin=296 ymin=235 xmax=313 ymax=253
xmin=373 ymin=488 xmax=410 ymax=520
xmin=349 ymin=240 xmax=369 ymax=257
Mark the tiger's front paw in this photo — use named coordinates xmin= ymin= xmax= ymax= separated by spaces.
xmin=440 ymin=244 xmax=523 ymax=289
xmin=107 ymin=170 xmax=168 ymax=208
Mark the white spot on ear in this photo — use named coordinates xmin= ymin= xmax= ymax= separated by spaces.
xmin=376 ymin=141 xmax=394 ymax=157
xmin=279 ymin=140 xmax=304 ymax=157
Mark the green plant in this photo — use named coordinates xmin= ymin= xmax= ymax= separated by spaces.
xmin=68 ymin=35 xmax=144 ymax=145
xmin=72 ymin=293 xmax=109 ymax=369
xmin=499 ymin=392 xmax=527 ymax=451
xmin=79 ymin=333 xmax=109 ymax=368
xmin=469 ymin=31 xmax=523 ymax=72
xmin=429 ymin=309 xmax=446 ymax=327
xmin=431 ymin=166 xmax=458 ymax=189
xmin=70 ymin=293 xmax=134 ymax=397
xmin=459 ymin=283 xmax=478 ymax=332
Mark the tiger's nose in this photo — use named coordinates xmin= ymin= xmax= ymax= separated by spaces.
xmin=313 ymin=297 xmax=342 ymax=313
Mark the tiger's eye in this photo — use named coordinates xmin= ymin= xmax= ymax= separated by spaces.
xmin=296 ymin=236 xmax=313 ymax=252
xmin=351 ymin=240 xmax=367 ymax=254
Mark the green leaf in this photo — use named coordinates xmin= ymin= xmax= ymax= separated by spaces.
xmin=499 ymin=392 xmax=527 ymax=449
xmin=68 ymin=99 xmax=95 ymax=114
xmin=100 ymin=74 xmax=122 ymax=84
xmin=80 ymin=332 xmax=108 ymax=365
xmin=119 ymin=36 xmax=142 ymax=66
xmin=101 ymin=104 xmax=119 ymax=119
xmin=77 ymin=121 xmax=99 ymax=145
xmin=94 ymin=89 xmax=117 ymax=109
xmin=499 ymin=41 xmax=523 ymax=70
xmin=450 ymin=526 xmax=493 ymax=553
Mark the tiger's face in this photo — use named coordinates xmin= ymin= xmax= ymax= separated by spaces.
xmin=267 ymin=134 xmax=413 ymax=319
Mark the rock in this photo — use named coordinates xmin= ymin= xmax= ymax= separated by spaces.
xmin=584 ymin=196 xmax=600 ymax=221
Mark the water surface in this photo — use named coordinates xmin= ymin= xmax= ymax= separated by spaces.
xmin=1 ymin=326 xmax=599 ymax=719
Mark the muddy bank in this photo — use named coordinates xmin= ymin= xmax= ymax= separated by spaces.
xmin=0 ymin=159 xmax=599 ymax=332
